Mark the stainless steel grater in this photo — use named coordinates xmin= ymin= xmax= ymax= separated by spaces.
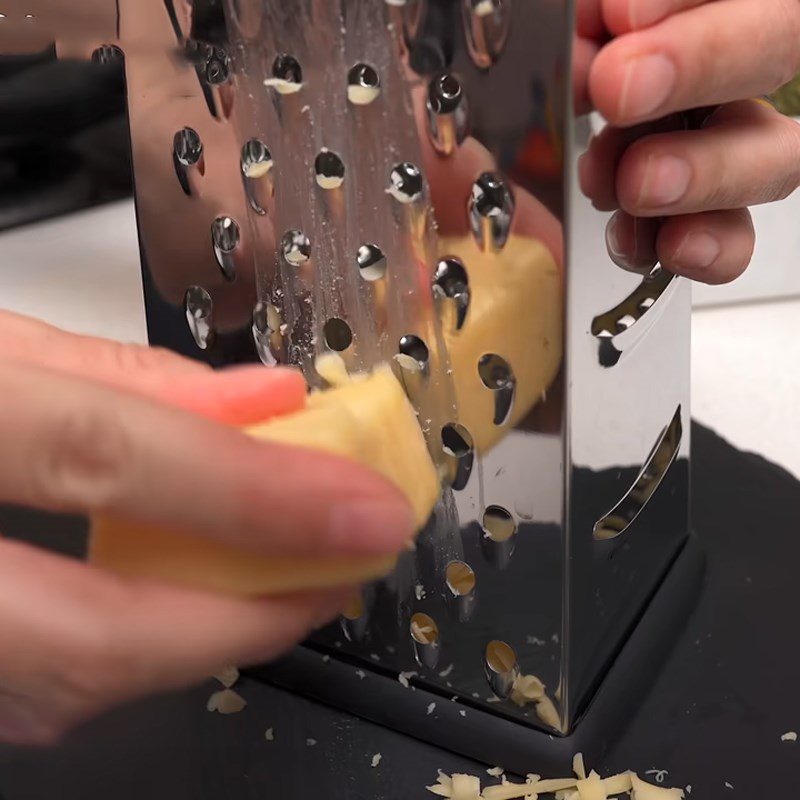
xmin=3 ymin=0 xmax=701 ymax=771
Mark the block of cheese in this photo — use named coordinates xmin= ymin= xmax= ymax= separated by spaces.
xmin=89 ymin=366 xmax=439 ymax=596
xmin=441 ymin=234 xmax=563 ymax=453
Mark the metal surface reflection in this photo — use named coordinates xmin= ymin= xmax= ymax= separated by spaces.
xmin=2 ymin=0 xmax=691 ymax=742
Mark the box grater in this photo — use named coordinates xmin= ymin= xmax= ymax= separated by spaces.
xmin=3 ymin=0 xmax=703 ymax=772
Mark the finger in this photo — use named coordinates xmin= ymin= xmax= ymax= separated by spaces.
xmin=657 ymin=207 xmax=755 ymax=283
xmin=602 ymin=0 xmax=707 ymax=34
xmin=605 ymin=211 xmax=661 ymax=273
xmin=616 ymin=100 xmax=800 ymax=216
xmin=574 ymin=35 xmax=601 ymax=116
xmin=590 ymin=0 xmax=800 ymax=126
xmin=0 ymin=360 xmax=414 ymax=557
xmin=0 ymin=309 xmax=306 ymax=425
xmin=577 ymin=0 xmax=607 ymax=39
xmin=0 ymin=540 xmax=349 ymax=741
xmin=579 ymin=115 xmax=685 ymax=210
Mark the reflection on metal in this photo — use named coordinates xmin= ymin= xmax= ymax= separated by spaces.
xmin=462 ymin=0 xmax=512 ymax=69
xmin=241 ymin=139 xmax=273 ymax=214
xmin=591 ymin=270 xmax=677 ymax=367
xmin=433 ymin=257 xmax=470 ymax=331
xmin=445 ymin=560 xmax=477 ymax=621
xmin=347 ymin=62 xmax=381 ymax=106
xmin=184 ymin=286 xmax=214 ymax=351
xmin=314 ymin=149 xmax=346 ymax=190
xmin=484 ymin=640 xmax=519 ymax=699
xmin=357 ymin=244 xmax=387 ymax=282
xmin=252 ymin=301 xmax=284 ymax=367
xmin=411 ymin=612 xmax=440 ymax=669
xmin=480 ymin=506 xmax=516 ymax=569
xmin=211 ymin=216 xmax=240 ymax=281
xmin=478 ymin=353 xmax=515 ymax=425
xmin=396 ymin=334 xmax=430 ymax=374
xmin=441 ymin=422 xmax=475 ymax=491
xmin=388 ymin=162 xmax=424 ymax=204
xmin=594 ymin=407 xmax=683 ymax=541
xmin=341 ymin=591 xmax=369 ymax=642
xmin=469 ymin=173 xmax=515 ymax=253
xmin=173 ymin=127 xmax=204 ymax=196
xmin=323 ymin=317 xmax=353 ymax=352
xmin=426 ymin=73 xmax=469 ymax=156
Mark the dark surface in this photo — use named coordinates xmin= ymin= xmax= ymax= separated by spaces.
xmin=1 ymin=423 xmax=799 ymax=797
xmin=0 ymin=56 xmax=130 ymax=231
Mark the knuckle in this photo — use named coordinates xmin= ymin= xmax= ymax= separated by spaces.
xmin=35 ymin=404 xmax=133 ymax=512
xmin=109 ymin=342 xmax=178 ymax=375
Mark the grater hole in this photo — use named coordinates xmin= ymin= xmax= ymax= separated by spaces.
xmin=268 ymin=54 xmax=303 ymax=93
xmin=396 ymin=335 xmax=429 ymax=373
xmin=464 ymin=0 xmax=511 ymax=69
xmin=484 ymin=640 xmax=519 ymax=698
xmin=357 ymin=244 xmax=387 ymax=281
xmin=315 ymin=150 xmax=346 ymax=190
xmin=478 ymin=353 xmax=513 ymax=391
xmin=410 ymin=613 xmax=439 ymax=645
xmin=174 ymin=128 xmax=203 ymax=167
xmin=281 ymin=230 xmax=312 ymax=266
xmin=347 ymin=63 xmax=381 ymax=106
xmin=482 ymin=506 xmax=516 ymax=542
xmin=252 ymin=301 xmax=283 ymax=366
xmin=485 ymin=640 xmax=518 ymax=675
xmin=91 ymin=44 xmax=124 ymax=65
xmin=241 ymin=139 xmax=273 ymax=179
xmin=428 ymin=73 xmax=463 ymax=115
xmin=343 ymin=594 xmax=364 ymax=621
xmin=184 ymin=286 xmax=214 ymax=351
xmin=478 ymin=353 xmax=515 ymax=425
xmin=446 ymin=561 xmax=476 ymax=597
xmin=469 ymin=172 xmax=515 ymax=252
xmin=323 ymin=318 xmax=353 ymax=352
xmin=211 ymin=217 xmax=240 ymax=281
xmin=388 ymin=162 xmax=424 ymax=204
xmin=434 ymin=257 xmax=470 ymax=330
xmin=442 ymin=423 xmax=473 ymax=459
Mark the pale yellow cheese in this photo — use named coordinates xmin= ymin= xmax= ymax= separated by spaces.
xmin=440 ymin=235 xmax=563 ymax=453
xmin=90 ymin=367 xmax=439 ymax=596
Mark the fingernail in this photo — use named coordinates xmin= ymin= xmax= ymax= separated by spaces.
xmin=638 ymin=155 xmax=691 ymax=207
xmin=618 ymin=54 xmax=676 ymax=120
xmin=673 ymin=231 xmax=721 ymax=270
xmin=329 ymin=500 xmax=416 ymax=554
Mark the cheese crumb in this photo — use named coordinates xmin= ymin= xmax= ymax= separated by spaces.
xmin=781 ymin=731 xmax=798 ymax=742
xmin=263 ymin=77 xmax=303 ymax=94
xmin=265 ymin=728 xmax=274 ymax=741
xmin=371 ymin=753 xmax=382 ymax=768
xmin=427 ymin=702 xmax=436 ymax=715
xmin=212 ymin=666 xmax=240 ymax=689
xmin=356 ymin=670 xmax=366 ymax=679
xmin=724 ymin=782 xmax=733 ymax=789
xmin=487 ymin=767 xmax=505 ymax=777
xmin=206 ymin=689 xmax=246 ymax=715
xmin=399 ymin=671 xmax=417 ymax=688
xmin=306 ymin=738 xmax=317 ymax=747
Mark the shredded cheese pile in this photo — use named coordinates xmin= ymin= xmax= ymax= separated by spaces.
xmin=427 ymin=753 xmax=685 ymax=799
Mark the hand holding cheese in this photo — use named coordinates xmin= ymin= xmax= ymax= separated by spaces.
xmin=0 ymin=310 xmax=417 ymax=745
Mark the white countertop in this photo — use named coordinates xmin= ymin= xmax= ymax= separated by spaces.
xmin=2 ymin=200 xmax=798 ymax=479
